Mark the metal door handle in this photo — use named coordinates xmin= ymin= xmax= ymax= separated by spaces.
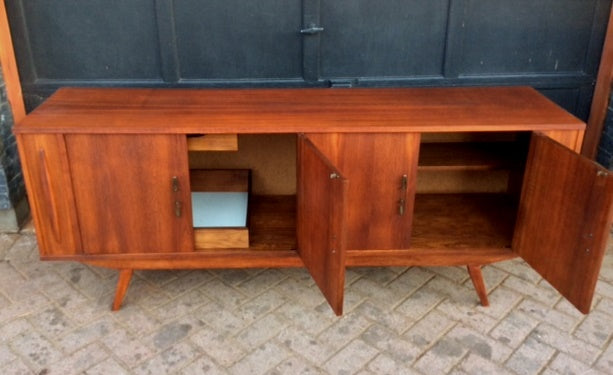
xmin=300 ymin=25 xmax=324 ymax=35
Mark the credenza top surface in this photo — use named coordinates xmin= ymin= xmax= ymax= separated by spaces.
xmin=14 ymin=86 xmax=584 ymax=134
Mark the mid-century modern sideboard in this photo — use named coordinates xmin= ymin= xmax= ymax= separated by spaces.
xmin=14 ymin=86 xmax=613 ymax=315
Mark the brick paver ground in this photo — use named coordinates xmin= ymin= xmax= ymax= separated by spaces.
xmin=0 ymin=225 xmax=612 ymax=374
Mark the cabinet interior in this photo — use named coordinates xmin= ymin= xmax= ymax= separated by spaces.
xmin=413 ymin=132 xmax=531 ymax=249
xmin=188 ymin=134 xmax=297 ymax=251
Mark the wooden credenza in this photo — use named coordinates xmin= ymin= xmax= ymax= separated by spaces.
xmin=14 ymin=86 xmax=613 ymax=315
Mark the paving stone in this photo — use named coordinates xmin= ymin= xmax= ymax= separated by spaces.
xmin=489 ymin=310 xmax=538 ymax=349
xmin=323 ymin=339 xmax=378 ymax=375
xmin=235 ymin=269 xmax=287 ymax=296
xmin=56 ymin=316 xmax=117 ymax=353
xmin=367 ymin=353 xmax=421 ymax=375
xmin=147 ymin=320 xmax=197 ymax=351
xmin=233 ymin=289 xmax=289 ymax=324
xmin=150 ymin=289 xmax=212 ymax=322
xmin=352 ymin=300 xmax=414 ymax=334
xmin=503 ymin=275 xmax=562 ymax=307
xmin=317 ymin=312 xmax=372 ymax=352
xmin=0 ymin=343 xmax=16 ymax=367
xmin=27 ymin=306 xmax=74 ymax=338
xmin=427 ymin=266 xmax=470 ymax=283
xmin=9 ymin=330 xmax=63 ymax=371
xmin=462 ymin=264 xmax=509 ymax=292
xmin=457 ymin=353 xmax=515 ymax=375
xmin=493 ymin=258 xmax=542 ymax=284
xmin=475 ymin=286 xmax=522 ymax=319
xmin=228 ymin=341 xmax=289 ymax=375
xmin=236 ymin=313 xmax=287 ymax=351
xmin=0 ymin=318 xmax=35 ymax=343
xmin=190 ymin=327 xmax=247 ymax=367
xmin=110 ymin=304 xmax=161 ymax=335
xmin=45 ymin=342 xmax=108 ymax=375
xmin=445 ymin=325 xmax=513 ymax=363
xmin=394 ymin=287 xmax=444 ymax=322
xmin=352 ymin=266 xmax=405 ymax=285
xmin=133 ymin=341 xmax=201 ymax=375
xmin=351 ymin=277 xmax=411 ymax=308
xmin=3 ymin=235 xmax=37 ymax=263
xmin=554 ymin=297 xmax=591 ymax=321
xmin=100 ymin=327 xmax=156 ymax=367
xmin=574 ymin=310 xmax=612 ymax=348
xmin=274 ymin=303 xmax=335 ymax=336
xmin=594 ymin=339 xmax=613 ymax=373
xmin=197 ymin=302 xmax=251 ymax=336
xmin=413 ymin=335 xmax=467 ymax=374
xmin=504 ymin=335 xmax=556 ymax=375
xmin=269 ymin=355 xmax=325 ymax=375
xmin=84 ymin=357 xmax=130 ymax=375
xmin=0 ymin=290 xmax=49 ymax=324
xmin=214 ymin=268 xmax=259 ymax=286
xmin=201 ymin=278 xmax=250 ymax=309
xmin=0 ymin=358 xmax=32 ymax=375
xmin=157 ymin=269 xmax=214 ymax=296
xmin=360 ymin=324 xmax=421 ymax=364
xmin=436 ymin=299 xmax=499 ymax=334
xmin=517 ymin=298 xmax=580 ymax=332
xmin=404 ymin=309 xmax=455 ymax=349
xmin=594 ymin=278 xmax=613 ymax=300
xmin=594 ymin=297 xmax=613 ymax=317
xmin=532 ymin=323 xmax=601 ymax=365
xmin=181 ymin=354 xmax=228 ymax=374
xmin=0 ymin=233 xmax=18 ymax=259
xmin=549 ymin=352 xmax=606 ymax=375
xmin=277 ymin=325 xmax=336 ymax=364
xmin=274 ymin=278 xmax=326 ymax=308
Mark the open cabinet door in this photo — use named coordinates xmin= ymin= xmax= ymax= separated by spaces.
xmin=513 ymin=133 xmax=613 ymax=313
xmin=297 ymin=135 xmax=348 ymax=316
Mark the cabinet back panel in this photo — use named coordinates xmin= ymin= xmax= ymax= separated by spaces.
xmin=66 ymin=134 xmax=194 ymax=254
xmin=189 ymin=134 xmax=296 ymax=195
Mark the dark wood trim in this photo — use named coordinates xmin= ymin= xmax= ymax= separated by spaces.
xmin=584 ymin=7 xmax=613 ymax=158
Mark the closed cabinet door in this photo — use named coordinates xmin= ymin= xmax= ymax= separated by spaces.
xmin=16 ymin=134 xmax=82 ymax=257
xmin=513 ymin=133 xmax=613 ymax=313
xmin=306 ymin=133 xmax=420 ymax=250
xmin=65 ymin=134 xmax=194 ymax=255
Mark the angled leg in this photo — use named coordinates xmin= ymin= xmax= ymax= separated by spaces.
xmin=467 ymin=265 xmax=489 ymax=307
xmin=112 ymin=269 xmax=134 ymax=311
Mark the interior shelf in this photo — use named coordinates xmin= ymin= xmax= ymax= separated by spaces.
xmin=411 ymin=193 xmax=517 ymax=249
xmin=194 ymin=195 xmax=296 ymax=251
xmin=418 ymin=142 xmax=521 ymax=171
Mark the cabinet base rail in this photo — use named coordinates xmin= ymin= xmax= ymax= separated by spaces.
xmin=70 ymin=248 xmax=516 ymax=311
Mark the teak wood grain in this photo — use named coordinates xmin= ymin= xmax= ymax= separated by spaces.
xmin=66 ymin=134 xmax=194 ymax=254
xmin=13 ymin=87 xmax=584 ymax=134
xmin=306 ymin=133 xmax=419 ymax=250
xmin=513 ymin=133 xmax=613 ymax=313
xmin=16 ymin=134 xmax=82 ymax=256
xmin=297 ymin=136 xmax=348 ymax=316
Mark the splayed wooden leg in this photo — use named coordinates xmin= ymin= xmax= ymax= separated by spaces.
xmin=467 ymin=265 xmax=489 ymax=307
xmin=112 ymin=269 xmax=134 ymax=311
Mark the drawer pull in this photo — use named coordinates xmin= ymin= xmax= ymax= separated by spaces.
xmin=172 ymin=176 xmax=179 ymax=192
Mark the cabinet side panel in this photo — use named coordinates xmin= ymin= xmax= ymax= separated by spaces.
xmin=306 ymin=133 xmax=420 ymax=250
xmin=66 ymin=134 xmax=193 ymax=254
xmin=540 ymin=129 xmax=585 ymax=153
xmin=16 ymin=134 xmax=82 ymax=256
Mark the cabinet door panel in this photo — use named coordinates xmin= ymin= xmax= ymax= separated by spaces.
xmin=66 ymin=134 xmax=193 ymax=254
xmin=17 ymin=134 xmax=81 ymax=256
xmin=297 ymin=135 xmax=347 ymax=315
xmin=307 ymin=133 xmax=419 ymax=250
xmin=513 ymin=133 xmax=613 ymax=313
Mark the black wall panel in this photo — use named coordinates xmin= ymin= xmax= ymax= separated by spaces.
xmin=5 ymin=0 xmax=612 ymax=120
xmin=17 ymin=0 xmax=162 ymax=80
